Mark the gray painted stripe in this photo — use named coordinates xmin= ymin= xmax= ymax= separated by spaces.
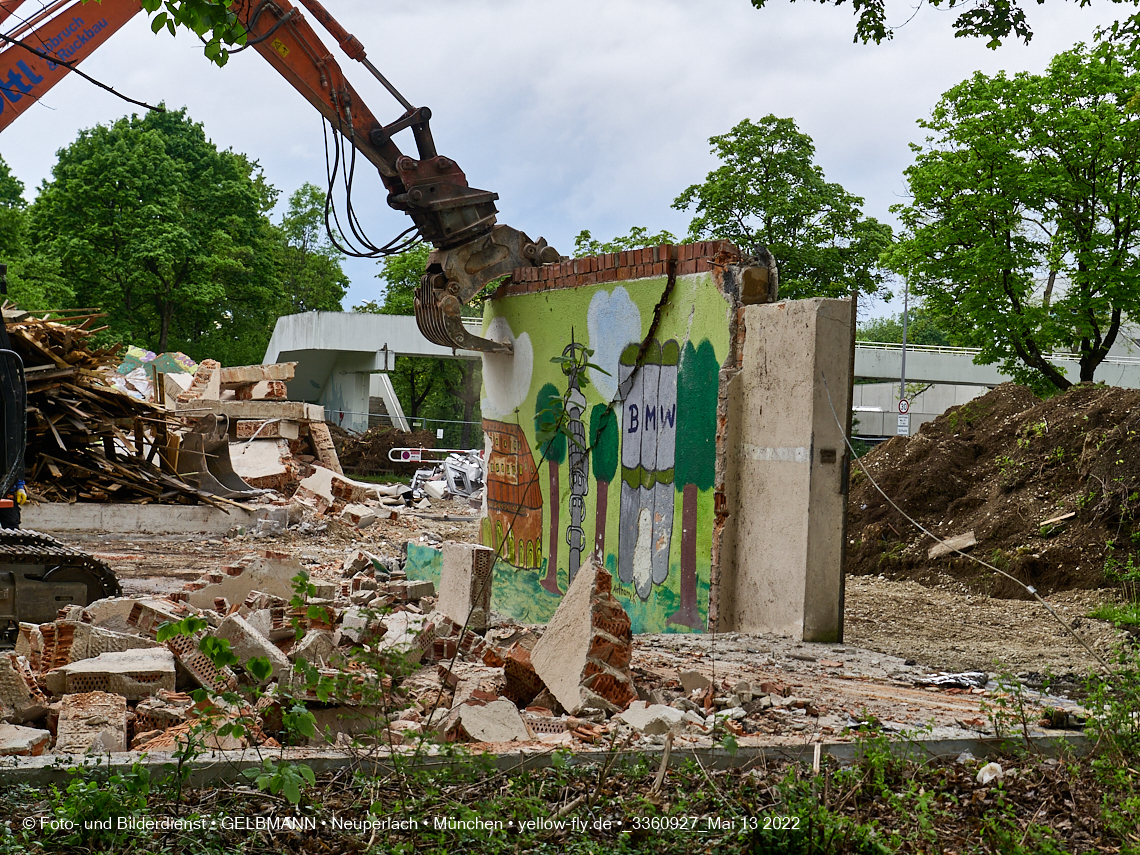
xmin=742 ymin=444 xmax=810 ymax=463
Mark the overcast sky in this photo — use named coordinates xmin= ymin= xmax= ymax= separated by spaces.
xmin=0 ymin=0 xmax=1126 ymax=316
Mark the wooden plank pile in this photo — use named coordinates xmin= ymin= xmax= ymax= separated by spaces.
xmin=3 ymin=304 xmax=226 ymax=506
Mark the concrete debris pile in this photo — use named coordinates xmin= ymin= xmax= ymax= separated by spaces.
xmin=169 ymin=359 xmax=332 ymax=497
xmin=0 ymin=544 xmax=844 ymax=759
xmin=2 ymin=305 xmax=225 ymax=506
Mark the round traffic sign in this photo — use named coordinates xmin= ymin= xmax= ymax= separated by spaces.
xmin=898 ymin=398 xmax=910 ymax=415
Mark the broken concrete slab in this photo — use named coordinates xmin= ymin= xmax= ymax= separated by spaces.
xmin=186 ymin=552 xmax=303 ymax=609
xmin=616 ymin=701 xmax=687 ymax=735
xmin=437 ymin=542 xmax=494 ymax=631
xmin=294 ymin=466 xmax=367 ymax=513
xmin=335 ymin=608 xmax=385 ymax=647
xmin=291 ymin=630 xmax=338 ymax=668
xmin=213 ymin=614 xmax=292 ymax=684
xmin=341 ymin=549 xmax=382 ymax=577
xmin=55 ymin=691 xmax=128 ymax=754
xmin=929 ymin=531 xmax=977 ymax=560
xmin=235 ymin=419 xmax=301 ymax=440
xmin=679 ymin=671 xmax=712 ymax=694
xmin=376 ymin=612 xmax=434 ymax=663
xmin=133 ymin=690 xmax=195 ymax=734
xmin=219 ymin=362 xmax=297 ymax=387
xmin=170 ymin=400 xmax=325 ymax=422
xmin=163 ymin=371 xmax=193 ymax=401
xmin=308 ymin=422 xmax=343 ymax=475
xmin=43 ymin=649 xmax=176 ymax=700
xmin=14 ymin=624 xmax=41 ymax=670
xmin=0 ymin=722 xmax=51 ymax=756
xmin=445 ymin=698 xmax=531 ymax=744
xmin=340 ymin=504 xmax=377 ymax=529
xmin=385 ymin=579 xmax=435 ymax=601
xmin=62 ymin=623 xmax=159 ymax=664
xmin=230 ymin=439 xmax=297 ymax=492
xmin=448 ymin=663 xmax=506 ymax=708
xmin=530 ymin=559 xmax=636 ymax=715
xmin=127 ymin=599 xmax=197 ymax=638
xmin=0 ymin=653 xmax=47 ymax=724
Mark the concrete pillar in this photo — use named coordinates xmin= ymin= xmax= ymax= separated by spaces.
xmin=720 ymin=298 xmax=852 ymax=641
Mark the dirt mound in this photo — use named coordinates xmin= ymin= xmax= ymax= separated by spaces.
xmin=847 ymin=382 xmax=1140 ymax=599
xmin=329 ymin=424 xmax=437 ymax=477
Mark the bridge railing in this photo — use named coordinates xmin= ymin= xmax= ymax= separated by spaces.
xmin=855 ymin=341 xmax=1140 ymax=366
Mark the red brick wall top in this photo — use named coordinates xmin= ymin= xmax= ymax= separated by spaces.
xmin=494 ymin=240 xmax=741 ymax=298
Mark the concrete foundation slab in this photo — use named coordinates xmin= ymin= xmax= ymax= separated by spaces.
xmin=24 ymin=503 xmax=260 ymax=535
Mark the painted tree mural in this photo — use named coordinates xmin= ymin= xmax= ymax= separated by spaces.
xmin=669 ymin=339 xmax=718 ymax=628
xmin=534 ymin=382 xmax=567 ymax=595
xmin=589 ymin=403 xmax=618 ymax=560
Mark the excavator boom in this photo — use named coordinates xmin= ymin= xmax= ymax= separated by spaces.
xmin=0 ymin=0 xmax=557 ymax=350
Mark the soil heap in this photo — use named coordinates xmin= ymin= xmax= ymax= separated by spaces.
xmin=847 ymin=382 xmax=1140 ymax=599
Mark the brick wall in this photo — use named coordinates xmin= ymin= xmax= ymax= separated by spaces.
xmin=495 ymin=240 xmax=742 ymax=296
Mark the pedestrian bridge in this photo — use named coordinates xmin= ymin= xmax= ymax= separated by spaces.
xmin=854 ymin=342 xmax=1140 ymax=389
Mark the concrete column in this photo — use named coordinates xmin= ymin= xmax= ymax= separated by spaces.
xmin=720 ymin=298 xmax=852 ymax=641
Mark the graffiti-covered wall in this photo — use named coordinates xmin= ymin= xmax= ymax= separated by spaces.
xmin=477 ymin=242 xmax=748 ymax=633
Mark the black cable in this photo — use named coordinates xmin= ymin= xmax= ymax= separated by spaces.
xmin=0 ymin=29 xmax=163 ymax=113
xmin=320 ymin=115 xmax=422 ymax=258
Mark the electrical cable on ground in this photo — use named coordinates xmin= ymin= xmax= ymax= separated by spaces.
xmin=820 ymin=371 xmax=1110 ymax=672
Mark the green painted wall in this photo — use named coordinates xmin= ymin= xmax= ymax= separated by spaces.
xmin=475 ymin=272 xmax=732 ymax=633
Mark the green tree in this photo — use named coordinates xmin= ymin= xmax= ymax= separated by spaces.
xmin=589 ymin=404 xmax=618 ymax=559
xmin=673 ymin=116 xmax=893 ymax=301
xmin=0 ymin=156 xmax=75 ymax=310
xmin=857 ymin=307 xmax=959 ymax=347
xmin=0 ymin=155 xmax=25 ymax=259
xmin=275 ymin=183 xmax=348 ymax=315
xmin=29 ymin=107 xmax=283 ymax=363
xmin=747 ymin=0 xmax=1108 ymax=48
xmin=535 ymin=382 xmax=567 ymax=595
xmin=885 ymin=40 xmax=1140 ymax=393
xmin=573 ymin=226 xmax=678 ymax=257
xmin=670 ymin=339 xmax=718 ymax=629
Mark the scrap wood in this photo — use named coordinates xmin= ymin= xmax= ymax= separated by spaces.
xmin=3 ymin=304 xmax=218 ymax=506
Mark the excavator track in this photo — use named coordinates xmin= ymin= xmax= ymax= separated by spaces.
xmin=0 ymin=527 xmax=122 ymax=602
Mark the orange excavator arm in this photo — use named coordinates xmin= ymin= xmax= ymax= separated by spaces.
xmin=0 ymin=0 xmax=556 ymax=352
xmin=234 ymin=0 xmax=559 ymax=353
xmin=0 ymin=0 xmax=142 ymax=133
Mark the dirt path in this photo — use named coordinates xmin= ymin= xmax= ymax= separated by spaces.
xmin=844 ymin=574 xmax=1127 ymax=676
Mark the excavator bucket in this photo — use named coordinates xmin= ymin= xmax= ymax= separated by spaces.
xmin=176 ymin=414 xmax=262 ymax=500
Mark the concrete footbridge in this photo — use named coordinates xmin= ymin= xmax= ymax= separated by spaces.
xmin=263 ymin=312 xmax=481 ymax=434
xmin=854 ymin=341 xmax=1140 ymax=388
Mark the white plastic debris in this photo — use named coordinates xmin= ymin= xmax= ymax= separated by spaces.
xmin=976 ymin=762 xmax=1003 ymax=785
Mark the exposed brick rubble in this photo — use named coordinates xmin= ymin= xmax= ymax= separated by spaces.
xmin=530 ymin=558 xmax=636 ymax=715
